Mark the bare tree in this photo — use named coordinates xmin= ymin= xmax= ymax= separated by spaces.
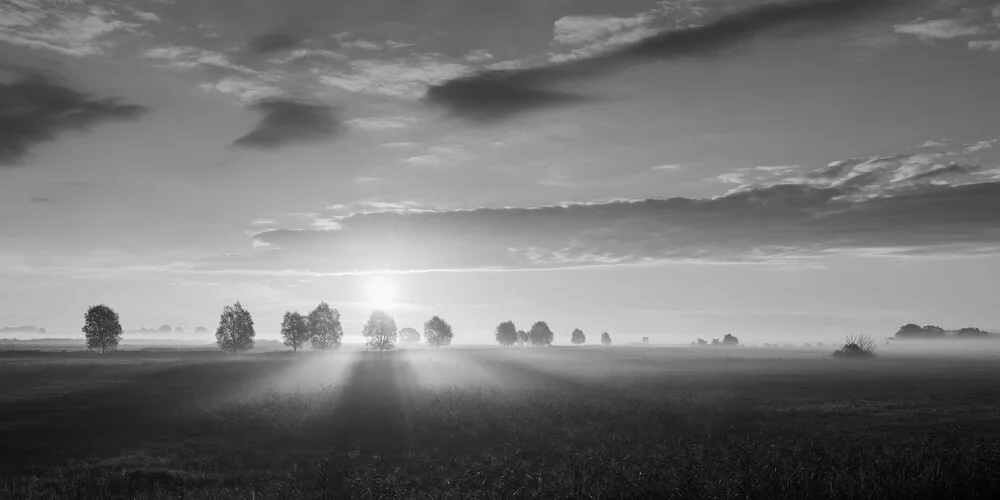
xmin=281 ymin=311 xmax=310 ymax=352
xmin=363 ymin=310 xmax=398 ymax=352
xmin=424 ymin=315 xmax=454 ymax=349
xmin=82 ymin=304 xmax=123 ymax=354
xmin=216 ymin=302 xmax=255 ymax=352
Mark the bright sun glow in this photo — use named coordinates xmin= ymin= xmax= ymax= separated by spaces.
xmin=365 ymin=275 xmax=398 ymax=309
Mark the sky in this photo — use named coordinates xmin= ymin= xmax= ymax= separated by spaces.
xmin=1 ymin=0 xmax=999 ymax=344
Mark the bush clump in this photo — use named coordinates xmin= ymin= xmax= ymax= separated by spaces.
xmin=832 ymin=334 xmax=877 ymax=359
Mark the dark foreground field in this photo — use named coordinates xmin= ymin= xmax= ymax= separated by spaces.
xmin=2 ymin=346 xmax=1000 ymax=499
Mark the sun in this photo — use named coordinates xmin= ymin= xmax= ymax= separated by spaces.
xmin=365 ymin=275 xmax=398 ymax=309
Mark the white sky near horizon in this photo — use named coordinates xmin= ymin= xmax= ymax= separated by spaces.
xmin=1 ymin=0 xmax=999 ymax=344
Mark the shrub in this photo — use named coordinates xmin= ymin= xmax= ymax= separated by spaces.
xmin=832 ymin=334 xmax=877 ymax=359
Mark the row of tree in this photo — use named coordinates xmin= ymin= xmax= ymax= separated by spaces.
xmin=81 ymin=302 xmax=456 ymax=354
xmin=494 ymin=321 xmax=613 ymax=347
xmin=693 ymin=334 xmax=740 ymax=346
xmin=894 ymin=324 xmax=992 ymax=339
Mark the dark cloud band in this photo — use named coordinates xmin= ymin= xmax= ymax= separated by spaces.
xmin=232 ymin=98 xmax=342 ymax=150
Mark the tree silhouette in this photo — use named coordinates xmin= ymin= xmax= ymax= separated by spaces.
xmin=82 ymin=304 xmax=122 ymax=354
xmin=571 ymin=328 xmax=586 ymax=345
xmin=281 ymin=311 xmax=310 ymax=352
xmin=363 ymin=310 xmax=398 ymax=352
xmin=174 ymin=326 xmax=184 ymax=334
xmin=516 ymin=330 xmax=529 ymax=346
xmin=894 ymin=323 xmax=924 ymax=339
xmin=696 ymin=338 xmax=708 ymax=346
xmin=158 ymin=324 xmax=172 ymax=333
xmin=956 ymin=327 xmax=989 ymax=337
xmin=722 ymin=334 xmax=739 ymax=346
xmin=216 ymin=302 xmax=255 ymax=352
xmin=195 ymin=326 xmax=208 ymax=333
xmin=307 ymin=302 xmax=343 ymax=350
xmin=601 ymin=331 xmax=612 ymax=345
xmin=921 ymin=325 xmax=945 ymax=337
xmin=529 ymin=321 xmax=554 ymax=346
xmin=399 ymin=327 xmax=421 ymax=344
xmin=495 ymin=321 xmax=518 ymax=347
xmin=424 ymin=315 xmax=454 ymax=349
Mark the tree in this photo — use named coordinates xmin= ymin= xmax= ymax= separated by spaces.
xmin=895 ymin=323 xmax=924 ymax=339
xmin=528 ymin=321 xmax=554 ymax=346
xmin=722 ymin=334 xmax=739 ymax=346
xmin=601 ymin=331 xmax=612 ymax=346
xmin=516 ymin=330 xmax=529 ymax=346
xmin=921 ymin=325 xmax=945 ymax=337
xmin=696 ymin=338 xmax=708 ymax=346
xmin=495 ymin=321 xmax=518 ymax=347
xmin=174 ymin=326 xmax=184 ymax=334
xmin=307 ymin=302 xmax=343 ymax=350
xmin=195 ymin=326 xmax=208 ymax=333
xmin=956 ymin=327 xmax=989 ymax=338
xmin=158 ymin=324 xmax=172 ymax=333
xmin=363 ymin=310 xmax=398 ymax=352
xmin=711 ymin=338 xmax=720 ymax=346
xmin=280 ymin=311 xmax=310 ymax=352
xmin=424 ymin=315 xmax=454 ymax=349
xmin=399 ymin=327 xmax=421 ymax=345
xmin=571 ymin=328 xmax=586 ymax=345
xmin=82 ymin=304 xmax=123 ymax=354
xmin=216 ymin=301 xmax=255 ymax=352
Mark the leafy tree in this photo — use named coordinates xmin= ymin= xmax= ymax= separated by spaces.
xmin=956 ymin=327 xmax=989 ymax=337
xmin=363 ymin=310 xmax=398 ymax=352
xmin=158 ymin=324 xmax=172 ymax=333
xmin=495 ymin=321 xmax=518 ymax=347
xmin=642 ymin=337 xmax=650 ymax=344
xmin=174 ymin=327 xmax=184 ymax=334
xmin=528 ymin=321 xmax=554 ymax=347
xmin=516 ymin=330 xmax=529 ymax=346
xmin=711 ymin=338 xmax=720 ymax=346
xmin=696 ymin=338 xmax=708 ymax=346
xmin=601 ymin=331 xmax=612 ymax=346
xmin=307 ymin=302 xmax=343 ymax=350
xmin=921 ymin=325 xmax=945 ymax=337
xmin=571 ymin=328 xmax=586 ymax=345
xmin=399 ymin=327 xmax=421 ymax=344
xmin=280 ymin=311 xmax=310 ymax=352
xmin=82 ymin=304 xmax=123 ymax=354
xmin=424 ymin=315 xmax=454 ymax=349
xmin=722 ymin=334 xmax=739 ymax=346
xmin=216 ymin=301 xmax=255 ymax=352
xmin=195 ymin=326 xmax=208 ymax=333
xmin=895 ymin=323 xmax=924 ymax=339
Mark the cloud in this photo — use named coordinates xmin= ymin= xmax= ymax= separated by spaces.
xmin=319 ymin=56 xmax=469 ymax=98
xmin=0 ymin=73 xmax=147 ymax=166
xmin=247 ymin=33 xmax=301 ymax=55
xmin=347 ymin=115 xmax=417 ymax=130
xmin=231 ymin=99 xmax=341 ymax=150
xmin=197 ymin=148 xmax=1000 ymax=274
xmin=969 ymin=40 xmax=1000 ymax=51
xmin=0 ymin=2 xmax=138 ymax=57
xmin=425 ymin=0 xmax=902 ymax=121
xmin=400 ymin=145 xmax=473 ymax=169
xmin=894 ymin=18 xmax=987 ymax=39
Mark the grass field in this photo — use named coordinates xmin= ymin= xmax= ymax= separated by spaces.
xmin=2 ymin=345 xmax=1000 ymax=499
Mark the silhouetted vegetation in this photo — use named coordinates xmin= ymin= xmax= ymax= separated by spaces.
xmin=529 ymin=321 xmax=554 ymax=346
xmin=307 ymin=302 xmax=343 ymax=350
xmin=215 ymin=302 xmax=255 ymax=352
xmin=280 ymin=311 xmax=309 ymax=352
xmin=570 ymin=328 xmax=586 ymax=345
xmin=516 ymin=330 xmax=529 ymax=347
xmin=833 ymin=334 xmax=877 ymax=359
xmin=601 ymin=331 xmax=612 ymax=345
xmin=956 ymin=327 xmax=989 ymax=338
xmin=495 ymin=321 xmax=518 ymax=347
xmin=362 ymin=310 xmax=397 ymax=352
xmin=82 ymin=305 xmax=122 ymax=354
xmin=424 ymin=315 xmax=453 ymax=349
xmin=895 ymin=323 xmax=993 ymax=339
xmin=723 ymin=334 xmax=739 ymax=346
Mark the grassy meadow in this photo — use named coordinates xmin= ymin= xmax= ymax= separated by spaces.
xmin=2 ymin=345 xmax=1000 ymax=499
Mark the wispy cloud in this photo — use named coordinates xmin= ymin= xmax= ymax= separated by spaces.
xmin=319 ymin=55 xmax=469 ymax=98
xmin=347 ymin=115 xmax=417 ymax=130
xmin=0 ymin=1 xmax=140 ymax=57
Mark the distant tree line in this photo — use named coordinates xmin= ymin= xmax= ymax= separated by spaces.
xmin=894 ymin=324 xmax=993 ymax=339
xmin=493 ymin=322 xmax=613 ymax=347
xmin=692 ymin=334 xmax=740 ymax=347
